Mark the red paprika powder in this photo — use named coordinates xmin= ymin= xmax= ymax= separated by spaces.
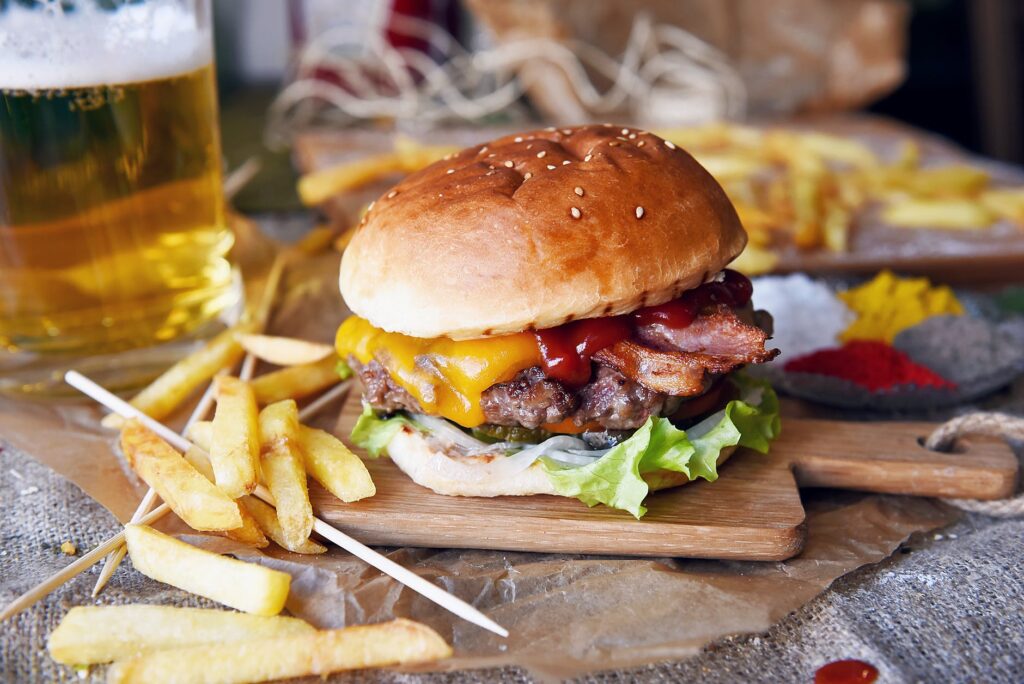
xmin=784 ymin=341 xmax=956 ymax=391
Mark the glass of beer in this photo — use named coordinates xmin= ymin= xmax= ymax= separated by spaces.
xmin=0 ymin=0 xmax=239 ymax=395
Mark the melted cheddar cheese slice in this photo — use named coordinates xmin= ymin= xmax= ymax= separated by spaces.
xmin=336 ymin=316 xmax=542 ymax=427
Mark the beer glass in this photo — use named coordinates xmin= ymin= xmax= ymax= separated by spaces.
xmin=0 ymin=0 xmax=238 ymax=395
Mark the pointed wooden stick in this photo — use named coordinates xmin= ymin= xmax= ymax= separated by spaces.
xmin=64 ymin=371 xmax=509 ymax=638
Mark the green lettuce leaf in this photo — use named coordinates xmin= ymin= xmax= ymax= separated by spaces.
xmin=335 ymin=359 xmax=354 ymax=380
xmin=541 ymin=420 xmax=655 ymax=518
xmin=350 ymin=402 xmax=412 ymax=458
xmin=540 ymin=375 xmax=780 ymax=518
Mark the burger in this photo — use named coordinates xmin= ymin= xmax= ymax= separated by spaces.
xmin=335 ymin=125 xmax=780 ymax=518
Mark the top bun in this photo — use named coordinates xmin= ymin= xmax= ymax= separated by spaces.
xmin=339 ymin=124 xmax=746 ymax=340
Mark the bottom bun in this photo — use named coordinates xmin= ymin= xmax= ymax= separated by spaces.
xmin=386 ymin=425 xmax=737 ymax=499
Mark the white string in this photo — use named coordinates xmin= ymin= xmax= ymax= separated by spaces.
xmin=266 ymin=13 xmax=745 ymax=146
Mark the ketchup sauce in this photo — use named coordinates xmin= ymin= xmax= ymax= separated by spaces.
xmin=534 ymin=270 xmax=752 ymax=387
xmin=814 ymin=659 xmax=879 ymax=684
xmin=535 ymin=317 xmax=631 ymax=386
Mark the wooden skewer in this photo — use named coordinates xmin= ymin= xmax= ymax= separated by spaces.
xmin=0 ymin=503 xmax=170 ymax=622
xmin=297 ymin=379 xmax=352 ymax=422
xmin=62 ymin=371 xmax=509 ymax=638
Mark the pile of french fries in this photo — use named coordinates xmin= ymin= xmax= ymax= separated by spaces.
xmin=47 ymin=606 xmax=451 ymax=683
xmin=654 ymin=123 xmax=1024 ymax=273
xmin=120 ymin=345 xmax=374 ymax=561
xmin=299 ymin=124 xmax=1024 ymax=274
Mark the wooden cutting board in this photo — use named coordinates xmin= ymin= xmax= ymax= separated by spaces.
xmin=310 ymin=393 xmax=1019 ymax=560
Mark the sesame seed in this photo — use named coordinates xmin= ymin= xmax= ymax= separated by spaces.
xmin=637 ymin=141 xmax=645 ymax=147
xmin=617 ymin=136 xmax=628 ymax=142
xmin=537 ymin=150 xmax=547 ymax=158
xmin=504 ymin=160 xmax=514 ymax=168
xmin=635 ymin=206 xmax=645 ymax=219
xmin=367 ymin=201 xmax=375 ymax=211
xmin=514 ymin=136 xmax=523 ymax=143
xmin=609 ymin=142 xmax=620 ymax=147
xmin=562 ymin=128 xmax=573 ymax=135
xmin=574 ymin=186 xmax=584 ymax=196
xmin=446 ymin=168 xmax=455 ymax=174
xmin=443 ymin=153 xmax=453 ymax=160
xmin=479 ymin=146 xmax=488 ymax=154
xmin=487 ymin=153 xmax=496 ymax=158
xmin=545 ymin=126 xmax=556 ymax=132
xmin=665 ymin=140 xmax=676 ymax=149
xmin=562 ymin=160 xmax=571 ymax=165
xmin=584 ymin=154 xmax=593 ymax=162
xmin=547 ymin=164 xmax=556 ymax=170
xmin=603 ymin=122 xmax=613 ymax=127
xmin=524 ymin=172 xmax=533 ymax=180
xmin=628 ymin=133 xmax=637 ymax=139
xmin=570 ymin=207 xmax=581 ymax=219
xmin=621 ymin=128 xmax=629 ymax=135
xmin=527 ymin=144 xmax=533 ymax=150
xmin=387 ymin=190 xmax=397 ymax=198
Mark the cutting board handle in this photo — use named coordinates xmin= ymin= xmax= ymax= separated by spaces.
xmin=778 ymin=418 xmax=1019 ymax=500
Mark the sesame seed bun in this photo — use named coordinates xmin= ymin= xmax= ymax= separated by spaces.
xmin=339 ymin=125 xmax=746 ymax=340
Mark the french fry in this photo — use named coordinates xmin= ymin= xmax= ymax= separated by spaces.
xmin=211 ymin=376 xmax=261 ymax=498
xmin=981 ymin=188 xmax=1024 ymax=224
xmin=120 ymin=420 xmax=242 ymax=532
xmin=297 ymin=152 xmax=404 ymax=206
xmin=297 ymin=425 xmax=376 ymax=503
xmin=249 ymin=357 xmax=340 ymax=405
xmin=236 ymin=333 xmax=334 ymax=367
xmin=822 ymin=201 xmax=852 ymax=253
xmin=293 ymin=225 xmax=338 ymax=256
xmin=101 ymin=325 xmax=250 ymax=429
xmin=47 ymin=605 xmax=313 ymax=665
xmin=182 ymin=445 xmax=268 ymax=548
xmin=687 ymin=152 xmax=769 ymax=181
xmin=258 ymin=401 xmax=313 ymax=549
xmin=187 ymin=420 xmax=213 ymax=451
xmin=728 ymin=244 xmax=779 ymax=275
xmin=393 ymin=135 xmax=459 ymax=171
xmin=334 ymin=224 xmax=358 ymax=253
xmin=124 ymin=525 xmax=290 ymax=616
xmin=106 ymin=618 xmax=452 ymax=684
xmin=793 ymin=132 xmax=879 ymax=169
xmin=790 ymin=174 xmax=824 ymax=248
xmin=882 ymin=199 xmax=994 ymax=229
xmin=241 ymin=496 xmax=326 ymax=555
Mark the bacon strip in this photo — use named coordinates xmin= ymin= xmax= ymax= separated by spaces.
xmin=637 ymin=304 xmax=776 ymax=359
xmin=596 ymin=306 xmax=778 ymax=395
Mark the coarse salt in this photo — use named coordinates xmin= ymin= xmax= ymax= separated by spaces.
xmin=751 ymin=274 xmax=853 ymax=361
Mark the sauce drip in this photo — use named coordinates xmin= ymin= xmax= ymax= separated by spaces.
xmin=535 ymin=317 xmax=631 ymax=387
xmin=814 ymin=659 xmax=879 ymax=684
xmin=634 ymin=269 xmax=753 ymax=328
xmin=536 ymin=270 xmax=752 ymax=387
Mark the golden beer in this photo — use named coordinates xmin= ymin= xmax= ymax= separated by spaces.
xmin=0 ymin=62 xmax=235 ymax=359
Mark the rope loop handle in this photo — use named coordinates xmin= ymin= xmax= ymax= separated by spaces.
xmin=925 ymin=412 xmax=1024 ymax=518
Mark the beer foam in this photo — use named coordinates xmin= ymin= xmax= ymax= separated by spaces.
xmin=0 ymin=1 xmax=212 ymax=90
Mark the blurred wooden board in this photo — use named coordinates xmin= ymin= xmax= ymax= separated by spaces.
xmin=310 ymin=392 xmax=1018 ymax=560
xmin=293 ymin=115 xmax=1024 ymax=284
